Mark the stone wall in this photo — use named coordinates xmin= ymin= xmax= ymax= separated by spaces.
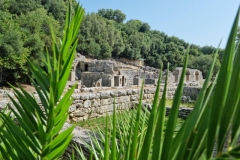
xmin=87 ymin=60 xmax=115 ymax=74
xmin=68 ymin=86 xmax=199 ymax=122
xmin=182 ymin=86 xmax=201 ymax=100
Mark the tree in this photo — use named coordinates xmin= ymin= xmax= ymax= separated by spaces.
xmin=97 ymin=8 xmax=126 ymax=23
xmin=78 ymin=13 xmax=124 ymax=59
xmin=139 ymin=22 xmax=151 ymax=33
xmin=0 ymin=11 xmax=30 ymax=83
xmin=200 ymin=45 xmax=217 ymax=55
xmin=42 ymin=0 xmax=67 ymax=24
xmin=188 ymin=54 xmax=220 ymax=78
xmin=8 ymin=0 xmax=41 ymax=15
xmin=16 ymin=8 xmax=61 ymax=63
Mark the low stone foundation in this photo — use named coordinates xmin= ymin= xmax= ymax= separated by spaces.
xmin=68 ymin=86 xmax=200 ymax=122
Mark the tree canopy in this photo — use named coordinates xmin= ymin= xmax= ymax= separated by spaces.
xmin=0 ymin=2 xmax=226 ymax=84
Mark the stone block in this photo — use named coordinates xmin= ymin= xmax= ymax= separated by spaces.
xmin=126 ymin=90 xmax=132 ymax=95
xmin=100 ymin=91 xmax=111 ymax=99
xmin=130 ymin=95 xmax=139 ymax=101
xmin=146 ymin=99 xmax=153 ymax=103
xmin=117 ymin=90 xmax=126 ymax=96
xmin=95 ymin=93 xmax=100 ymax=99
xmin=99 ymin=105 xmax=107 ymax=113
xmin=73 ymin=110 xmax=86 ymax=117
xmin=72 ymin=94 xmax=80 ymax=100
xmin=83 ymin=100 xmax=91 ymax=108
xmin=143 ymin=94 xmax=148 ymax=100
xmin=107 ymin=104 xmax=114 ymax=112
xmin=80 ymin=94 xmax=89 ymax=100
xmin=148 ymin=94 xmax=153 ymax=99
xmin=88 ymin=94 xmax=96 ymax=100
xmin=101 ymin=99 xmax=109 ymax=105
xmin=120 ymin=96 xmax=130 ymax=102
xmin=132 ymin=89 xmax=140 ymax=95
xmin=91 ymin=99 xmax=100 ymax=107
xmin=68 ymin=105 xmax=76 ymax=112
xmin=76 ymin=102 xmax=83 ymax=108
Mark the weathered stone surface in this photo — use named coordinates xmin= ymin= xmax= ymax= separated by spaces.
xmin=76 ymin=102 xmax=83 ymax=108
xmin=83 ymin=100 xmax=91 ymax=108
xmin=0 ymin=100 xmax=8 ymax=109
xmin=117 ymin=90 xmax=126 ymax=96
xmin=148 ymin=94 xmax=154 ymax=99
xmin=143 ymin=94 xmax=148 ymax=100
xmin=101 ymin=99 xmax=109 ymax=105
xmin=88 ymin=94 xmax=96 ymax=100
xmin=69 ymin=105 xmax=76 ymax=112
xmin=126 ymin=90 xmax=132 ymax=95
xmin=72 ymin=94 xmax=80 ymax=100
xmin=80 ymin=94 xmax=89 ymax=100
xmin=132 ymin=89 xmax=140 ymax=94
xmin=91 ymin=99 xmax=100 ymax=107
xmin=120 ymin=96 xmax=130 ymax=102
xmin=100 ymin=91 xmax=112 ymax=99
xmin=0 ymin=85 xmax=199 ymax=123
xmin=73 ymin=110 xmax=86 ymax=117
xmin=130 ymin=95 xmax=139 ymax=101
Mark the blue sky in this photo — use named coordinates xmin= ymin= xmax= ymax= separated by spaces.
xmin=78 ymin=0 xmax=239 ymax=48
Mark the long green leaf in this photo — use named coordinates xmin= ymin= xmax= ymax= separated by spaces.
xmin=207 ymin=8 xmax=239 ymax=158
xmin=161 ymin=50 xmax=189 ymax=160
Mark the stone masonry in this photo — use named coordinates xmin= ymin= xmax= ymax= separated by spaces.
xmin=68 ymin=86 xmax=200 ymax=122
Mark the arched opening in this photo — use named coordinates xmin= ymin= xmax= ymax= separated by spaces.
xmin=173 ymin=69 xmax=179 ymax=82
xmin=84 ymin=63 xmax=88 ymax=71
xmin=122 ymin=76 xmax=125 ymax=86
xmin=120 ymin=78 xmax=122 ymax=86
xmin=97 ymin=82 xmax=100 ymax=87
xmin=195 ymin=71 xmax=199 ymax=81
xmin=186 ymin=69 xmax=190 ymax=82
xmin=75 ymin=62 xmax=82 ymax=80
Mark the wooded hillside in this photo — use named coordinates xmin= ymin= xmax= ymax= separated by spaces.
xmin=0 ymin=0 xmax=230 ymax=85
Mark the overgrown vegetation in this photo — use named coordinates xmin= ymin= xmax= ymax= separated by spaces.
xmin=0 ymin=0 xmax=230 ymax=85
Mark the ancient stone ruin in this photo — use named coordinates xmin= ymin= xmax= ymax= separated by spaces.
xmin=67 ymin=53 xmax=204 ymax=90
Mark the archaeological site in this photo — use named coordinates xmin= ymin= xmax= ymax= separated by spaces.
xmin=0 ymin=53 xmax=204 ymax=123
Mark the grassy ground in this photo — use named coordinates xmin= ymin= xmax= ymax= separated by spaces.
xmin=165 ymin=100 xmax=194 ymax=108
xmin=77 ymin=110 xmax=185 ymax=131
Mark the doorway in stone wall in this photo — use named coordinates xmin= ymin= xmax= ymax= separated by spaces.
xmin=97 ymin=82 xmax=101 ymax=87
xmin=195 ymin=71 xmax=199 ymax=81
xmin=75 ymin=62 xmax=82 ymax=80
xmin=114 ymin=76 xmax=118 ymax=86
xmin=122 ymin=76 xmax=125 ymax=86
xmin=175 ymin=75 xmax=178 ymax=82
xmin=85 ymin=63 xmax=88 ymax=71
xmin=186 ymin=69 xmax=190 ymax=82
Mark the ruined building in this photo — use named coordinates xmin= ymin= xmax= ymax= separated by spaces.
xmin=68 ymin=54 xmax=204 ymax=89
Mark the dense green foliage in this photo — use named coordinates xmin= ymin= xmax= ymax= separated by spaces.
xmin=0 ymin=0 xmax=226 ymax=85
xmin=0 ymin=3 xmax=84 ymax=159
xmin=0 ymin=0 xmax=72 ymax=84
